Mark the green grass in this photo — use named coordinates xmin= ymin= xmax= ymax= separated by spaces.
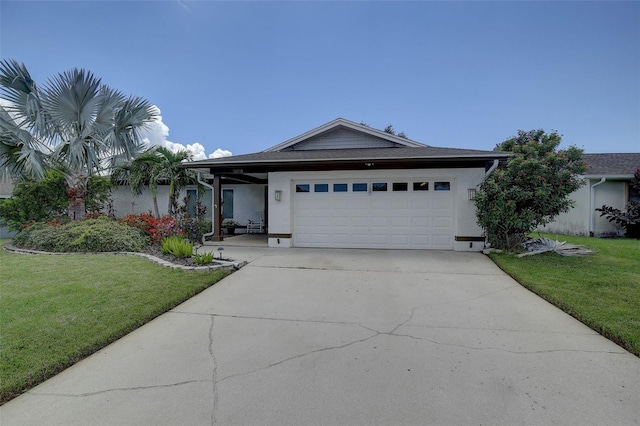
xmin=0 ymin=241 xmax=228 ymax=404
xmin=489 ymin=234 xmax=640 ymax=356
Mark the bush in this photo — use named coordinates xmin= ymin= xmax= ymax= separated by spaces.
xmin=0 ymin=171 xmax=113 ymax=231
xmin=118 ymin=212 xmax=182 ymax=243
xmin=475 ymin=129 xmax=587 ymax=251
xmin=181 ymin=218 xmax=212 ymax=243
xmin=193 ymin=250 xmax=214 ymax=265
xmin=161 ymin=236 xmax=193 ymax=258
xmin=12 ymin=218 xmax=148 ymax=252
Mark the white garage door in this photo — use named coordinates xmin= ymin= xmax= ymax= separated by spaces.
xmin=293 ymin=179 xmax=454 ymax=249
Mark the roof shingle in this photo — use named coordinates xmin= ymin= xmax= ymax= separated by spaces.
xmin=583 ymin=153 xmax=640 ymax=176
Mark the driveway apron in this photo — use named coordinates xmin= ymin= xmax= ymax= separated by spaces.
xmin=1 ymin=248 xmax=639 ymax=425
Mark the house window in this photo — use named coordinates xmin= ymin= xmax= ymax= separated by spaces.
xmin=353 ymin=183 xmax=368 ymax=192
xmin=393 ymin=182 xmax=408 ymax=192
xmin=434 ymin=182 xmax=451 ymax=191
xmin=372 ymin=182 xmax=387 ymax=192
xmin=222 ymin=189 xmax=234 ymax=219
xmin=413 ymin=182 xmax=429 ymax=191
xmin=296 ymin=184 xmax=310 ymax=193
xmin=333 ymin=183 xmax=348 ymax=192
xmin=314 ymin=183 xmax=329 ymax=193
xmin=187 ymin=189 xmax=197 ymax=217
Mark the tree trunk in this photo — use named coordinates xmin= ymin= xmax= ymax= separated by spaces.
xmin=168 ymin=195 xmax=175 ymax=217
xmin=153 ymin=196 xmax=160 ymax=218
xmin=68 ymin=190 xmax=86 ymax=220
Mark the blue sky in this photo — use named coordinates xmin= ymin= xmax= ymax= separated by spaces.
xmin=1 ymin=1 xmax=639 ymax=159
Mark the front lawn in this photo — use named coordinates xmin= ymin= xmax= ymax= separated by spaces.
xmin=489 ymin=235 xmax=640 ymax=356
xmin=0 ymin=241 xmax=228 ymax=404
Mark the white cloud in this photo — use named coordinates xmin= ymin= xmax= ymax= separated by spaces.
xmin=141 ymin=106 xmax=232 ymax=161
xmin=209 ymin=148 xmax=233 ymax=159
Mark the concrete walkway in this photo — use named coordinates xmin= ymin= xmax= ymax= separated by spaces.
xmin=1 ymin=248 xmax=639 ymax=425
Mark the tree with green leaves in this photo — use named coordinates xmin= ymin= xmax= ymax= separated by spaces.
xmin=0 ymin=169 xmax=112 ymax=230
xmin=111 ymin=147 xmax=164 ymax=218
xmin=0 ymin=59 xmax=157 ymax=219
xmin=114 ymin=145 xmax=198 ymax=217
xmin=154 ymin=146 xmax=197 ymax=217
xmin=475 ymin=129 xmax=587 ymax=251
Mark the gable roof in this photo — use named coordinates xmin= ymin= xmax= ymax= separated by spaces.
xmin=264 ymin=118 xmax=427 ymax=152
xmin=185 ymin=118 xmax=509 ymax=174
xmin=583 ymin=153 xmax=640 ymax=177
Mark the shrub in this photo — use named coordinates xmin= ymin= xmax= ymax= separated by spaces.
xmin=475 ymin=129 xmax=587 ymax=251
xmin=119 ymin=212 xmax=182 ymax=243
xmin=12 ymin=218 xmax=147 ymax=252
xmin=182 ymin=218 xmax=212 ymax=243
xmin=161 ymin=236 xmax=193 ymax=258
xmin=0 ymin=171 xmax=113 ymax=231
xmin=596 ymin=201 xmax=640 ymax=238
xmin=193 ymin=251 xmax=214 ymax=265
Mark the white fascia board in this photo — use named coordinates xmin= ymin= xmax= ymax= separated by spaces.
xmin=263 ymin=118 xmax=426 ymax=152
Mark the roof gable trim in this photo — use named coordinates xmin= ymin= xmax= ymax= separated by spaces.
xmin=264 ymin=118 xmax=427 ymax=152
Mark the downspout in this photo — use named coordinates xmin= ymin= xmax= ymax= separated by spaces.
xmin=197 ymin=172 xmax=215 ymax=244
xmin=477 ymin=159 xmax=501 ymax=249
xmin=485 ymin=159 xmax=500 ymax=177
xmin=589 ymin=177 xmax=606 ymax=237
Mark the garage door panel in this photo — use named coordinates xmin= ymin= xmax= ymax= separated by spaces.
xmin=293 ymin=179 xmax=453 ymax=249
xmin=391 ymin=217 xmax=410 ymax=227
xmin=433 ymin=217 xmax=452 ymax=228
xmin=411 ymin=198 xmax=432 ymax=209
xmin=370 ymin=216 xmax=388 ymax=226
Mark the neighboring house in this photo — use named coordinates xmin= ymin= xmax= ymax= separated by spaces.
xmin=185 ymin=118 xmax=510 ymax=251
xmin=540 ymin=153 xmax=640 ymax=237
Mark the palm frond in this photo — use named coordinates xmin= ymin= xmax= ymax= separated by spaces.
xmin=518 ymin=237 xmax=593 ymax=258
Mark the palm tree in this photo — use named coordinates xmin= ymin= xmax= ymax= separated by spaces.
xmin=0 ymin=59 xmax=157 ymax=219
xmin=154 ymin=146 xmax=197 ymax=217
xmin=111 ymin=147 xmax=164 ymax=218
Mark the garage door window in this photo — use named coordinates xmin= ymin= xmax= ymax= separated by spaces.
xmin=314 ymin=183 xmax=329 ymax=193
xmin=434 ymin=182 xmax=451 ymax=191
xmin=296 ymin=184 xmax=310 ymax=193
xmin=372 ymin=182 xmax=387 ymax=192
xmin=333 ymin=183 xmax=348 ymax=192
xmin=413 ymin=182 xmax=429 ymax=191
xmin=353 ymin=183 xmax=367 ymax=192
xmin=393 ymin=182 xmax=408 ymax=191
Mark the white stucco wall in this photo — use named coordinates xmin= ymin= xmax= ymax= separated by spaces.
xmin=540 ymin=179 xmax=628 ymax=237
xmin=593 ymin=180 xmax=627 ymax=236
xmin=539 ymin=184 xmax=591 ymax=236
xmin=111 ymin=185 xmax=174 ymax=218
xmin=268 ymin=167 xmax=487 ymax=251
xmin=220 ymin=184 xmax=266 ymax=227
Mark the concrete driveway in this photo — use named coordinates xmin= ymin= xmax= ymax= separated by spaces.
xmin=2 ymin=248 xmax=639 ymax=425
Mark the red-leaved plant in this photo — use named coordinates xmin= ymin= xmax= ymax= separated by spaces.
xmin=119 ymin=212 xmax=183 ymax=243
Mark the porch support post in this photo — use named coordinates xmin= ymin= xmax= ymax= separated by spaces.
xmin=212 ymin=174 xmax=223 ymax=241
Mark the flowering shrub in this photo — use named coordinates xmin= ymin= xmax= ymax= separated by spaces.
xmin=475 ymin=129 xmax=587 ymax=251
xmin=119 ymin=211 xmax=183 ymax=243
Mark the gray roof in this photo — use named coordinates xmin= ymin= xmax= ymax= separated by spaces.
xmin=583 ymin=153 xmax=640 ymax=177
xmin=187 ymin=146 xmax=509 ymax=168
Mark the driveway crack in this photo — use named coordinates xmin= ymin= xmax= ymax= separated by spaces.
xmin=28 ymin=380 xmax=211 ymax=398
xmin=209 ymin=315 xmax=218 ymax=425
xmin=216 ymin=330 xmax=380 ymax=384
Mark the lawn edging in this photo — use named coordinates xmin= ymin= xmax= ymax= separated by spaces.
xmin=2 ymin=242 xmax=246 ymax=271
